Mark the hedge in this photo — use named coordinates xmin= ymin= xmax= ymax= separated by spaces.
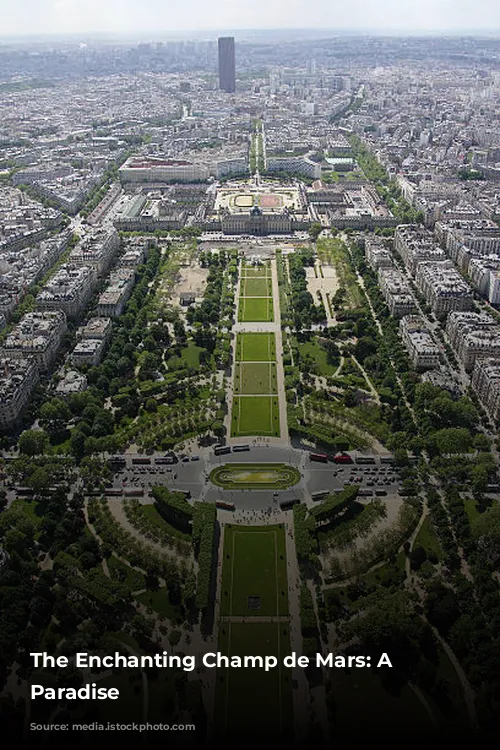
xmin=193 ymin=502 xmax=217 ymax=611
xmin=152 ymin=486 xmax=193 ymax=533
xmin=293 ymin=504 xmax=317 ymax=561
xmin=300 ymin=584 xmax=317 ymax=634
xmin=312 ymin=485 xmax=359 ymax=524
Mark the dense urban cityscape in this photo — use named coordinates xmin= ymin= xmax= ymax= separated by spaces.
xmin=2 ymin=23 xmax=500 ymax=749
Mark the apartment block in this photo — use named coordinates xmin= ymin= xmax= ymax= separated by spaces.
xmin=471 ymin=358 xmax=500 ymax=422
xmin=435 ymin=220 xmax=500 ymax=262
xmin=37 ymin=264 xmax=96 ymax=319
xmin=55 ymin=369 xmax=88 ymax=397
xmin=394 ymin=224 xmax=440 ymax=276
xmin=415 ymin=260 xmax=473 ymax=315
xmin=467 ymin=255 xmax=500 ymax=302
xmin=3 ymin=310 xmax=66 ymax=372
xmin=71 ymin=338 xmax=106 ymax=367
xmin=446 ymin=311 xmax=500 ymax=371
xmin=0 ymin=355 xmax=39 ymax=429
xmin=119 ymin=156 xmax=210 ymax=183
xmin=97 ymin=268 xmax=135 ymax=318
xmin=400 ymin=315 xmax=440 ymax=369
xmin=69 ymin=229 xmax=120 ymax=276
xmin=266 ymin=155 xmax=321 ymax=180
xmin=119 ymin=247 xmax=146 ymax=268
xmin=378 ymin=267 xmax=416 ymax=317
xmin=365 ymin=238 xmax=394 ymax=272
xmin=78 ymin=316 xmax=113 ymax=343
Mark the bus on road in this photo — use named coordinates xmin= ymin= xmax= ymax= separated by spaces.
xmin=214 ymin=445 xmax=231 ymax=456
xmin=311 ymin=490 xmax=329 ymax=501
xmin=332 ymin=453 xmax=354 ymax=464
xmin=309 ymin=453 xmax=328 ymax=464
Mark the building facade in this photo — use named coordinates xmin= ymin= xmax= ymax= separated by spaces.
xmin=471 ymin=358 xmax=500 ymax=422
xmin=0 ymin=355 xmax=39 ymax=429
xmin=37 ymin=264 xmax=96 ymax=320
xmin=218 ymin=37 xmax=236 ymax=93
xmin=399 ymin=315 xmax=440 ymax=370
xmin=415 ymin=261 xmax=473 ymax=316
xmin=446 ymin=311 xmax=500 ymax=371
xmin=3 ymin=310 xmax=67 ymax=372
xmin=378 ymin=268 xmax=416 ymax=317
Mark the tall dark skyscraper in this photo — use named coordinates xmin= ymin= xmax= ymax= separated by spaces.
xmin=218 ymin=37 xmax=236 ymax=93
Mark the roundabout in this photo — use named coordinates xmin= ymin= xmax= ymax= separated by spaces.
xmin=209 ymin=463 xmax=301 ymax=490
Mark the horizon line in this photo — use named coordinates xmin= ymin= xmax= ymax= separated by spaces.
xmin=1 ymin=27 xmax=500 ymax=42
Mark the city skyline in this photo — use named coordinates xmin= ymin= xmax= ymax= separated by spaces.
xmin=1 ymin=0 xmax=500 ymax=37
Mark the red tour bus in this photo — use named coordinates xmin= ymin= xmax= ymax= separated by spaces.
xmin=216 ymin=500 xmax=235 ymax=510
xmin=309 ymin=453 xmax=328 ymax=463
xmin=333 ymin=452 xmax=354 ymax=464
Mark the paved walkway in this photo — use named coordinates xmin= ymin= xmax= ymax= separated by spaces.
xmin=270 ymin=256 xmax=290 ymax=445
xmin=305 ymin=260 xmax=338 ymax=326
xmin=352 ymin=355 xmax=381 ymax=405
xmin=284 ymin=517 xmax=318 ymax=744
xmin=107 ymin=499 xmax=180 ymax=562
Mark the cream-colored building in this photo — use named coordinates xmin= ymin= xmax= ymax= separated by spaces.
xmin=4 ymin=310 xmax=66 ymax=372
xmin=0 ymin=355 xmax=39 ymax=428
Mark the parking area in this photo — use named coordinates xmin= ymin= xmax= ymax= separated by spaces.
xmin=101 ymin=448 xmax=405 ymax=510
xmin=109 ymin=453 xmax=206 ymax=498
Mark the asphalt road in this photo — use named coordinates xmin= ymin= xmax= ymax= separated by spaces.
xmin=111 ymin=445 xmax=403 ymax=511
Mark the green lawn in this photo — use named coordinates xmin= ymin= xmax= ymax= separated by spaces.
xmin=134 ymin=588 xmax=183 ymax=622
xmin=220 ymin=525 xmax=289 ymax=616
xmin=298 ymin=338 xmax=338 ymax=376
xmin=231 ymin=395 xmax=280 ymax=436
xmin=181 ymin=342 xmax=204 ymax=368
xmin=242 ymin=276 xmax=273 ymax=297
xmin=463 ymin=497 xmax=480 ymax=523
xmin=414 ymin=516 xmax=442 ymax=561
xmin=238 ymin=295 xmax=274 ymax=322
xmin=210 ymin=463 xmax=301 ymax=490
xmin=234 ymin=361 xmax=277 ymax=394
xmin=241 ymin=264 xmax=271 ymax=278
xmin=141 ymin=503 xmax=191 ymax=541
xmin=10 ymin=498 xmax=43 ymax=525
xmin=236 ymin=332 xmax=276 ymax=362
xmin=214 ymin=622 xmax=294 ymax=744
xmin=167 ymin=342 xmax=204 ymax=370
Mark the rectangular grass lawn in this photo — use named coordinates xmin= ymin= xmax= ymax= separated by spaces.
xmin=234 ymin=362 xmax=277 ymax=394
xmin=214 ymin=622 xmax=293 ymax=744
xmin=238 ymin=295 xmax=274 ymax=322
xmin=231 ymin=395 xmax=280 ymax=437
xmin=242 ymin=276 xmax=273 ymax=297
xmin=236 ymin=332 xmax=276 ymax=362
xmin=220 ymin=524 xmax=288 ymax=616
xmin=241 ymin=264 xmax=271 ymax=278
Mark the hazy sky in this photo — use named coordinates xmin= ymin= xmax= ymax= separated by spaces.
xmin=0 ymin=0 xmax=499 ymax=37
